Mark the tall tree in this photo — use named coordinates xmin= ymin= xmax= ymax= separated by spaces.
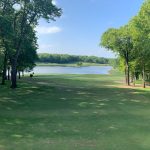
xmin=17 ymin=26 xmax=38 ymax=77
xmin=129 ymin=0 xmax=150 ymax=88
xmin=0 ymin=46 xmax=4 ymax=75
xmin=0 ymin=0 xmax=14 ymax=85
xmin=101 ymin=26 xmax=133 ymax=85
xmin=0 ymin=0 xmax=62 ymax=88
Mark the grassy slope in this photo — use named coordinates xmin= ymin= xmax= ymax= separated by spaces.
xmin=0 ymin=70 xmax=150 ymax=150
xmin=36 ymin=62 xmax=109 ymax=67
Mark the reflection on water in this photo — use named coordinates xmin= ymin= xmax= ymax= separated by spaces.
xmin=28 ymin=66 xmax=112 ymax=75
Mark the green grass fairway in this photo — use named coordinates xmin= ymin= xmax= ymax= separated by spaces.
xmin=0 ymin=71 xmax=150 ymax=150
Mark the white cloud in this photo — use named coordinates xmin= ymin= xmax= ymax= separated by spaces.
xmin=36 ymin=26 xmax=62 ymax=34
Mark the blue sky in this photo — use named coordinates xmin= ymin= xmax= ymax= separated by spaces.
xmin=36 ymin=0 xmax=143 ymax=58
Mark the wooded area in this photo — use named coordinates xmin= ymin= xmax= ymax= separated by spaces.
xmin=0 ymin=0 xmax=150 ymax=89
xmin=101 ymin=0 xmax=150 ymax=88
xmin=0 ymin=0 xmax=62 ymax=88
xmin=37 ymin=53 xmax=112 ymax=64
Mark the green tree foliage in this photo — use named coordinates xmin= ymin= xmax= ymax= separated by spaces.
xmin=101 ymin=26 xmax=133 ymax=85
xmin=37 ymin=53 xmax=111 ymax=64
xmin=0 ymin=0 xmax=62 ymax=88
xmin=0 ymin=0 xmax=14 ymax=85
xmin=101 ymin=0 xmax=150 ymax=88
xmin=17 ymin=26 xmax=38 ymax=75
xmin=129 ymin=0 xmax=150 ymax=88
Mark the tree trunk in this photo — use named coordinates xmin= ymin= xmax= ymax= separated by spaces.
xmin=142 ymin=65 xmax=146 ymax=88
xmin=1 ymin=53 xmax=7 ymax=85
xmin=133 ymin=72 xmax=136 ymax=87
xmin=135 ymin=72 xmax=139 ymax=80
xmin=125 ymin=62 xmax=130 ymax=86
xmin=11 ymin=60 xmax=17 ymax=89
xmin=125 ymin=68 xmax=127 ymax=85
xmin=18 ymin=71 xmax=21 ymax=79
xmin=7 ymin=67 xmax=10 ymax=80
xmin=127 ymin=65 xmax=130 ymax=86
xmin=124 ymin=50 xmax=130 ymax=86
xmin=148 ymin=73 xmax=150 ymax=86
xmin=22 ymin=71 xmax=24 ymax=77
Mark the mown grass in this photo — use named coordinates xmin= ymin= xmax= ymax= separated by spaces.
xmin=0 ymin=70 xmax=150 ymax=150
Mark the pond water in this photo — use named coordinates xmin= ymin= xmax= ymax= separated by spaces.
xmin=29 ymin=66 xmax=112 ymax=75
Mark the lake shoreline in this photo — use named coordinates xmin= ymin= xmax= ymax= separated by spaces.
xmin=29 ymin=65 xmax=113 ymax=75
xmin=36 ymin=62 xmax=110 ymax=67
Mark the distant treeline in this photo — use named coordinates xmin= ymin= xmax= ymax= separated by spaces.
xmin=37 ymin=53 xmax=115 ymax=64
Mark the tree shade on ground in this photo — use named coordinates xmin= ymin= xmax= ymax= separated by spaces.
xmin=0 ymin=71 xmax=149 ymax=150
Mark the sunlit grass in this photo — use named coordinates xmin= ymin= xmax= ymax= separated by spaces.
xmin=0 ymin=70 xmax=150 ymax=150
